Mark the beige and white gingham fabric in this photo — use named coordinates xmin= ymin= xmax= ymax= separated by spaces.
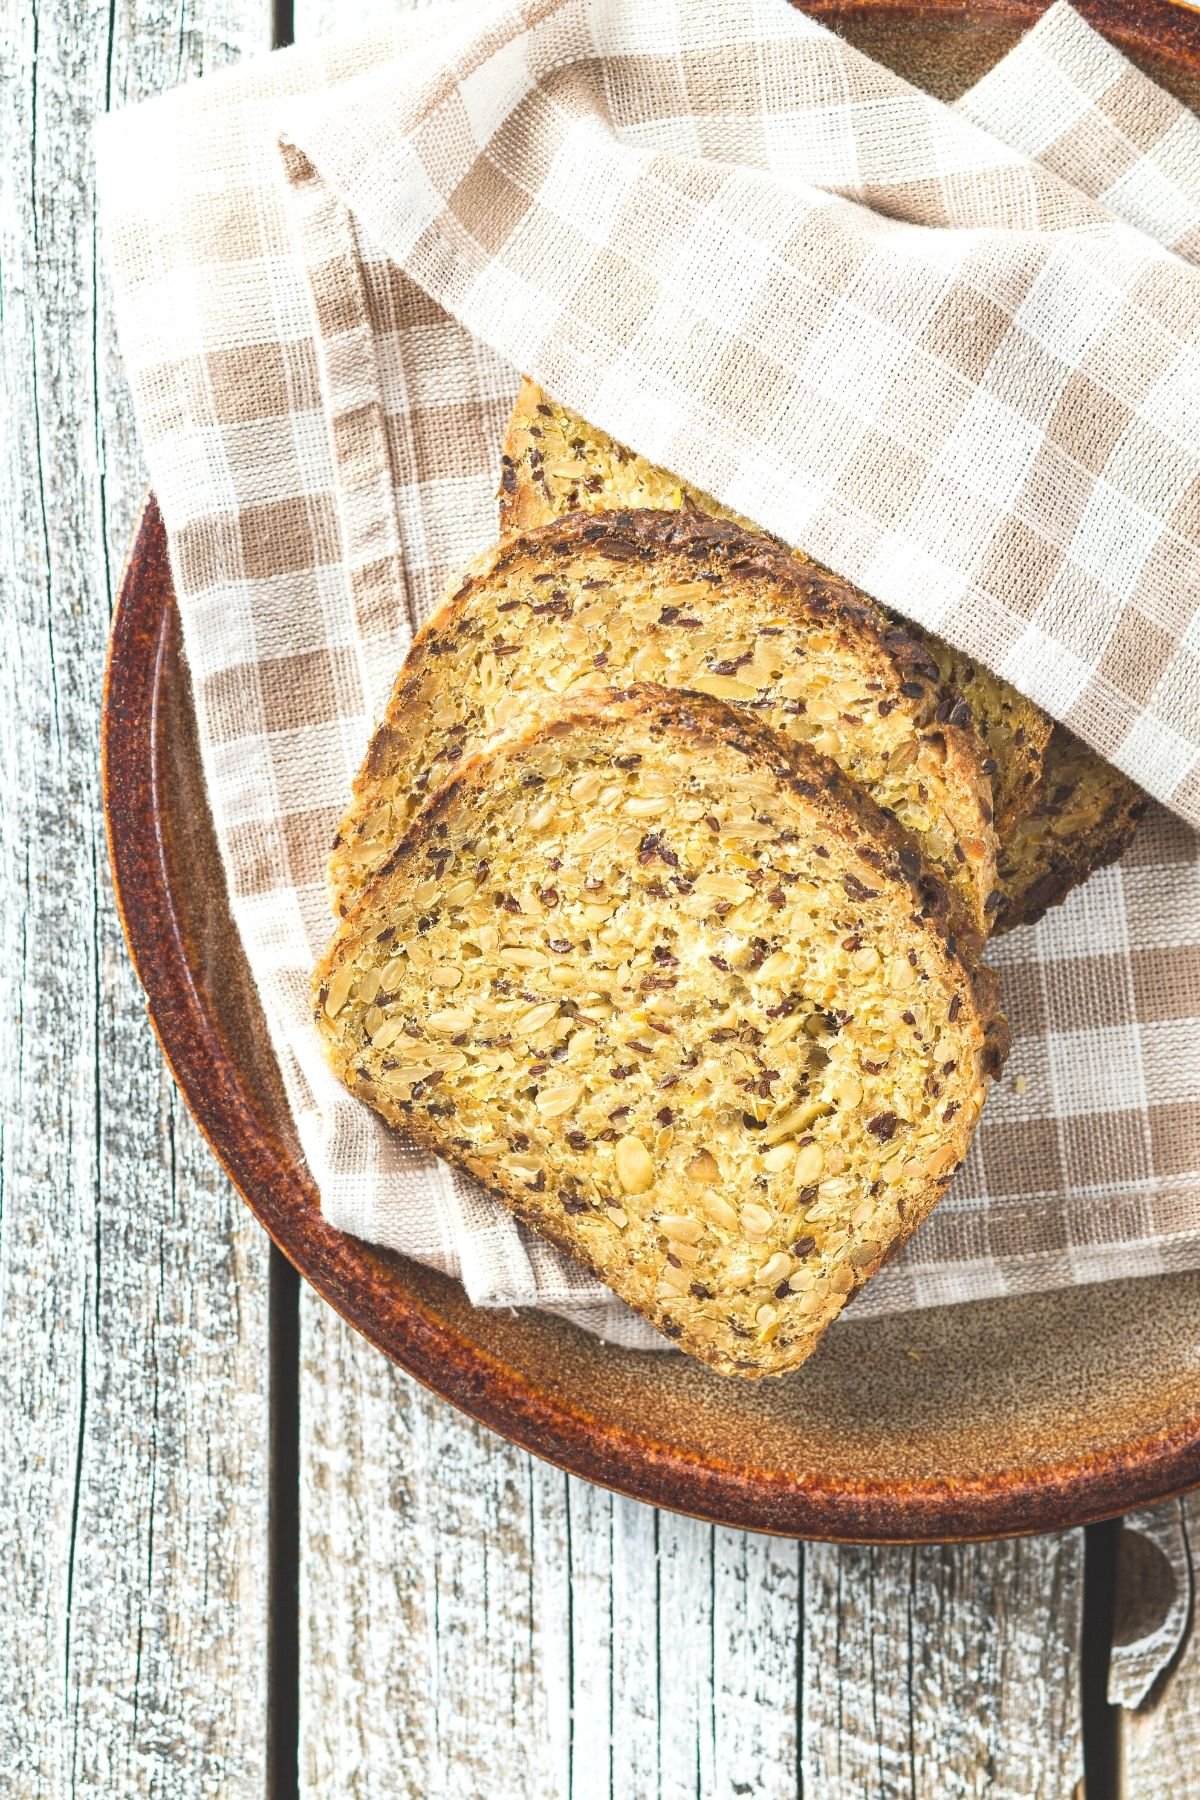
xmin=98 ymin=0 xmax=1200 ymax=1347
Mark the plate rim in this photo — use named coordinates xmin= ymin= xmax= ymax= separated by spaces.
xmin=802 ymin=0 xmax=1200 ymax=62
xmin=102 ymin=495 xmax=1200 ymax=1543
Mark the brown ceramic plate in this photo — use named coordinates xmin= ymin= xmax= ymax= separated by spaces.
xmin=104 ymin=1 xmax=1200 ymax=1542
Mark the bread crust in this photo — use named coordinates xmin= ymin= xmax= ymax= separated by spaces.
xmin=995 ymin=726 xmax=1147 ymax=931
xmin=498 ymin=377 xmax=1052 ymax=839
xmin=905 ymin=638 xmax=1053 ymax=838
xmin=331 ymin=508 xmax=999 ymax=930
xmin=315 ymin=685 xmax=1007 ymax=1377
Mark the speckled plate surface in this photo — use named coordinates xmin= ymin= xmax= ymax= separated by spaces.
xmin=103 ymin=1 xmax=1200 ymax=1542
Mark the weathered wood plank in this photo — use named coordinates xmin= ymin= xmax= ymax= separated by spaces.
xmin=1119 ymin=1494 xmax=1200 ymax=1800
xmin=528 ymin=1458 xmax=573 ymax=1794
xmin=609 ymin=1495 xmax=660 ymax=1799
xmin=712 ymin=1526 xmax=802 ymax=1797
xmin=802 ymin=1536 xmax=1086 ymax=1800
xmin=647 ymin=1512 xmax=718 ymax=1800
xmin=298 ymin=1302 xmax=432 ymax=1796
xmin=302 ymin=1309 xmax=1088 ymax=1800
xmin=0 ymin=1 xmax=273 ymax=1794
xmin=567 ymin=1479 xmax=616 ymax=1797
xmin=293 ymin=0 xmax=440 ymax=37
xmin=299 ymin=1293 xmax=581 ymax=1798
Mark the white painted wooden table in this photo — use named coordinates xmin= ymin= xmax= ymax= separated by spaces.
xmin=2 ymin=1 xmax=1198 ymax=1793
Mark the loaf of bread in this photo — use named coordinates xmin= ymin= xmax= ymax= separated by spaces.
xmin=997 ymin=726 xmax=1147 ymax=930
xmin=499 ymin=378 xmax=1054 ymax=838
xmin=329 ymin=510 xmax=999 ymax=931
xmin=314 ymin=686 xmax=1007 ymax=1376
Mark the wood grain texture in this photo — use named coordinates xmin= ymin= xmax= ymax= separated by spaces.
xmin=300 ymin=1306 xmax=1088 ymax=1800
xmin=804 ymin=1539 xmax=1085 ymax=1799
xmin=298 ymin=1293 xmax=566 ymax=1797
xmin=1119 ymin=1493 xmax=1200 ymax=1800
xmin=0 ymin=1 xmax=273 ymax=1794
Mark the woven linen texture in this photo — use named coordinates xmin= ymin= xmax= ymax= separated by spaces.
xmin=98 ymin=0 xmax=1200 ymax=1345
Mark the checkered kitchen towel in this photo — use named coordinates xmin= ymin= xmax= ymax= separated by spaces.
xmin=98 ymin=0 xmax=1200 ymax=1347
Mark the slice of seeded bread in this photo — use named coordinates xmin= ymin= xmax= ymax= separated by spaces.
xmin=908 ymin=641 xmax=1052 ymax=838
xmin=314 ymin=686 xmax=1008 ymax=1377
xmin=499 ymin=378 xmax=1053 ymax=838
xmin=995 ymin=726 xmax=1147 ymax=932
xmin=330 ymin=510 xmax=999 ymax=931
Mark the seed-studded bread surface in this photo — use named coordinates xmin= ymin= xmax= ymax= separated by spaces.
xmin=499 ymin=378 xmax=1051 ymax=839
xmin=314 ymin=687 xmax=1007 ymax=1377
xmin=995 ymin=726 xmax=1147 ymax=932
xmin=330 ymin=511 xmax=998 ymax=930
xmin=906 ymin=641 xmax=1052 ymax=839
xmin=499 ymin=375 xmax=756 ymax=533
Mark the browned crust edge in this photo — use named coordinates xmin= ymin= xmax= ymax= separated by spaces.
xmin=994 ymin=725 xmax=1149 ymax=933
xmin=498 ymin=377 xmax=1052 ymax=842
xmin=996 ymin=795 xmax=1149 ymax=932
xmin=336 ymin=507 xmax=1000 ymax=927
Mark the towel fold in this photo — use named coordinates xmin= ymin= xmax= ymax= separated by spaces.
xmin=98 ymin=1 xmax=1200 ymax=1345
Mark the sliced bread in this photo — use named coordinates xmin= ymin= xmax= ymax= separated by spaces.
xmin=329 ymin=510 xmax=999 ymax=930
xmin=908 ymin=641 xmax=1052 ymax=838
xmin=314 ymin=685 xmax=1007 ymax=1377
xmin=499 ymin=377 xmax=1053 ymax=837
xmin=996 ymin=726 xmax=1147 ymax=931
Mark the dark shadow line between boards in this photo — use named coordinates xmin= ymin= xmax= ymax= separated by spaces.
xmin=267 ymin=1245 xmax=301 ymax=1800
xmin=267 ymin=25 xmax=299 ymax=1800
xmin=1082 ymin=1518 xmax=1121 ymax=1800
